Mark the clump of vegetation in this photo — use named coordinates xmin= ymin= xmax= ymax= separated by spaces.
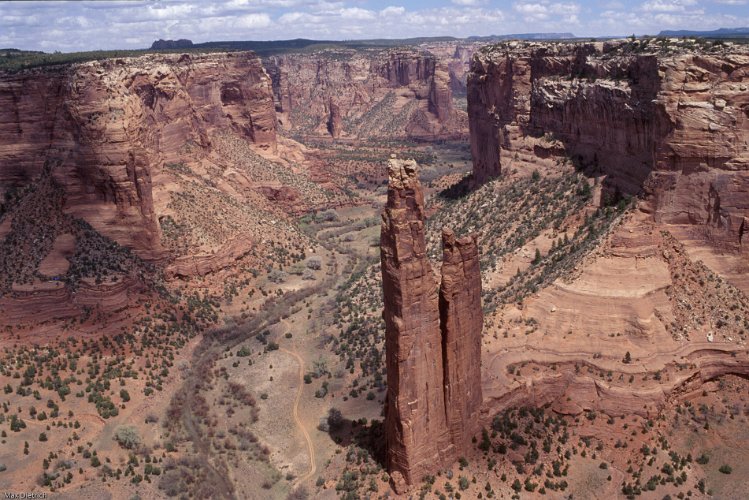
xmin=114 ymin=426 xmax=141 ymax=450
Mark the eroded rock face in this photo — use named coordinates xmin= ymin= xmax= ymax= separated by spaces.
xmin=440 ymin=228 xmax=483 ymax=452
xmin=265 ymin=49 xmax=466 ymax=141
xmin=327 ymin=99 xmax=342 ymax=138
xmin=468 ymin=41 xmax=749 ymax=251
xmin=418 ymin=42 xmax=479 ymax=97
xmin=381 ymin=158 xmax=483 ymax=491
xmin=0 ymin=51 xmax=277 ymax=259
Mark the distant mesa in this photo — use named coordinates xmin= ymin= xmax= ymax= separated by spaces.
xmin=467 ymin=32 xmax=575 ymax=41
xmin=151 ymin=39 xmax=194 ymax=50
xmin=658 ymin=27 xmax=749 ymax=38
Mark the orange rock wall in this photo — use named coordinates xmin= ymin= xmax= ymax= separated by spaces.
xmin=468 ymin=42 xmax=749 ymax=250
xmin=0 ymin=52 xmax=277 ymax=259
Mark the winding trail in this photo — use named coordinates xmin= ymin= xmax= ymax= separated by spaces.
xmin=281 ymin=346 xmax=317 ymax=485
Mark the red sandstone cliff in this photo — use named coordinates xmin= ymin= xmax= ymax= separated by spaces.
xmin=0 ymin=51 xmax=277 ymax=259
xmin=0 ymin=52 xmax=297 ymax=334
xmin=264 ymin=48 xmax=466 ymax=141
xmin=420 ymin=42 xmax=478 ymax=96
xmin=467 ymin=40 xmax=749 ymax=251
xmin=381 ymin=157 xmax=483 ymax=492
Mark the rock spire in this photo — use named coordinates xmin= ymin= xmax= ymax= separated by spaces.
xmin=380 ymin=157 xmax=483 ymax=492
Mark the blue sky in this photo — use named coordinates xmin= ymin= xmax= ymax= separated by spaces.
xmin=1 ymin=0 xmax=747 ymax=52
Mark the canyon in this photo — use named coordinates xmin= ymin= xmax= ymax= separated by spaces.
xmin=0 ymin=36 xmax=747 ymax=499
xmin=0 ymin=51 xmax=320 ymax=335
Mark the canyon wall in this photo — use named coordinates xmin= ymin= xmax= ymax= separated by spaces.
xmin=264 ymin=48 xmax=466 ymax=141
xmin=420 ymin=42 xmax=478 ymax=96
xmin=381 ymin=157 xmax=482 ymax=492
xmin=468 ymin=40 xmax=749 ymax=250
xmin=0 ymin=52 xmax=285 ymax=333
xmin=0 ymin=51 xmax=277 ymax=259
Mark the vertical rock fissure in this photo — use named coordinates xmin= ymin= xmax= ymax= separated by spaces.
xmin=381 ymin=157 xmax=483 ymax=493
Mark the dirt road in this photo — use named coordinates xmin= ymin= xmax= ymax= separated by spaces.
xmin=281 ymin=346 xmax=317 ymax=485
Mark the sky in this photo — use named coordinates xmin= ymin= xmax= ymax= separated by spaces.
xmin=1 ymin=0 xmax=748 ymax=52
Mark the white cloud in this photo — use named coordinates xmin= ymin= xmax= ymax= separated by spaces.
xmin=340 ymin=7 xmax=376 ymax=20
xmin=235 ymin=13 xmax=273 ymax=29
xmin=641 ymin=0 xmax=698 ymax=12
xmin=513 ymin=0 xmax=580 ymax=24
xmin=513 ymin=1 xmax=580 ymax=22
xmin=380 ymin=6 xmax=406 ymax=17
xmin=279 ymin=11 xmax=323 ymax=24
xmin=452 ymin=0 xmax=487 ymax=6
xmin=713 ymin=0 xmax=747 ymax=4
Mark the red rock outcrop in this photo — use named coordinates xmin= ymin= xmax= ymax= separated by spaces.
xmin=264 ymin=48 xmax=466 ymax=141
xmin=467 ymin=40 xmax=749 ymax=251
xmin=0 ymin=51 xmax=277 ymax=259
xmin=381 ymin=157 xmax=483 ymax=491
xmin=381 ymin=157 xmax=451 ymax=491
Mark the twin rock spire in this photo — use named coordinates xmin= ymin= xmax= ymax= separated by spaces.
xmin=380 ymin=157 xmax=483 ymax=492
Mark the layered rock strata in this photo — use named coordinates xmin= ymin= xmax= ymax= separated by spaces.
xmin=380 ymin=158 xmax=482 ymax=491
xmin=264 ymin=49 xmax=466 ymax=140
xmin=0 ymin=52 xmax=285 ymax=334
xmin=0 ymin=51 xmax=277 ymax=259
xmin=467 ymin=41 xmax=749 ymax=251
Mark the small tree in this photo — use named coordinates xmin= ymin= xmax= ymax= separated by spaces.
xmin=512 ymin=478 xmax=522 ymax=492
xmin=327 ymin=408 xmax=344 ymax=431
xmin=302 ymin=269 xmax=315 ymax=281
xmin=268 ymin=269 xmax=287 ymax=284
xmin=623 ymin=351 xmax=632 ymax=364
xmin=532 ymin=248 xmax=542 ymax=265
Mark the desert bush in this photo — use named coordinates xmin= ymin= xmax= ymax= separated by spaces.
xmin=318 ymin=209 xmax=338 ymax=222
xmin=268 ymin=269 xmax=287 ymax=284
xmin=317 ymin=418 xmax=329 ymax=432
xmin=114 ymin=425 xmax=141 ymax=450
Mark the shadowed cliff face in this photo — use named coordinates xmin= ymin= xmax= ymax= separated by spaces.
xmin=468 ymin=41 xmax=749 ymax=251
xmin=264 ymin=48 xmax=466 ymax=141
xmin=0 ymin=51 xmax=277 ymax=259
